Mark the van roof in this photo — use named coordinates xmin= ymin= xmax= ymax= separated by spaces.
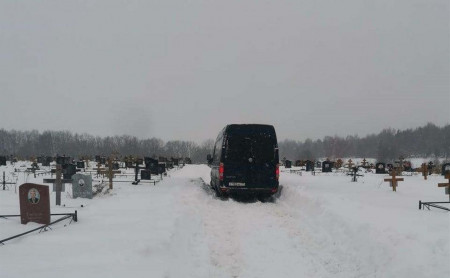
xmin=225 ymin=124 xmax=276 ymax=135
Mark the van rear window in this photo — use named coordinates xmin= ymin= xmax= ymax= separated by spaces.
xmin=224 ymin=134 xmax=276 ymax=164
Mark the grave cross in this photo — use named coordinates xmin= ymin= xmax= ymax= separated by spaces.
xmin=420 ymin=163 xmax=428 ymax=180
xmin=384 ymin=170 xmax=404 ymax=192
xmin=438 ymin=174 xmax=450 ymax=201
xmin=348 ymin=167 xmax=363 ymax=182
xmin=1 ymin=171 xmax=16 ymax=190
xmin=99 ymin=158 xmax=121 ymax=190
xmin=43 ymin=165 xmax=72 ymax=205
xmin=347 ymin=159 xmax=354 ymax=171
xmin=361 ymin=158 xmax=368 ymax=168
xmin=95 ymin=161 xmax=106 ymax=177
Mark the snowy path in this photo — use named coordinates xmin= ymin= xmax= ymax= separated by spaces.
xmin=1 ymin=164 xmax=449 ymax=277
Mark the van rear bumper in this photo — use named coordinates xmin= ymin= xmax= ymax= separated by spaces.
xmin=219 ymin=186 xmax=278 ymax=195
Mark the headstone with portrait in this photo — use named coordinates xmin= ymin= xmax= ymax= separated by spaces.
xmin=322 ymin=161 xmax=332 ymax=173
xmin=71 ymin=174 xmax=93 ymax=199
xmin=19 ymin=183 xmax=50 ymax=225
xmin=376 ymin=163 xmax=386 ymax=174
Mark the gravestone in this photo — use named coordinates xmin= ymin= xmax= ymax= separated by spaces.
xmin=37 ymin=156 xmax=44 ymax=164
xmin=387 ymin=164 xmax=394 ymax=172
xmin=141 ymin=170 xmax=151 ymax=180
xmin=56 ymin=156 xmax=71 ymax=165
xmin=0 ymin=156 xmax=6 ymax=166
xmin=76 ymin=161 xmax=85 ymax=169
xmin=95 ymin=155 xmax=101 ymax=163
xmin=315 ymin=161 xmax=322 ymax=168
xmin=442 ymin=163 xmax=450 ymax=176
xmin=376 ymin=163 xmax=386 ymax=174
xmin=158 ymin=163 xmax=166 ymax=174
xmin=136 ymin=158 xmax=144 ymax=165
xmin=427 ymin=161 xmax=434 ymax=175
xmin=322 ymin=161 xmax=332 ymax=173
xmin=159 ymin=157 xmax=168 ymax=163
xmin=19 ymin=183 xmax=50 ymax=225
xmin=172 ymin=158 xmax=179 ymax=166
xmin=62 ymin=164 xmax=77 ymax=179
xmin=71 ymin=174 xmax=93 ymax=199
xmin=42 ymin=156 xmax=52 ymax=167
xmin=184 ymin=158 xmax=192 ymax=164
xmin=145 ymin=157 xmax=159 ymax=175
xmin=112 ymin=162 xmax=120 ymax=170
xmin=285 ymin=160 xmax=292 ymax=169
xmin=305 ymin=160 xmax=314 ymax=172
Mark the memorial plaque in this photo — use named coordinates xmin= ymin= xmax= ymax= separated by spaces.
xmin=376 ymin=163 xmax=386 ymax=174
xmin=72 ymin=174 xmax=93 ymax=199
xmin=19 ymin=183 xmax=50 ymax=225
xmin=322 ymin=161 xmax=332 ymax=173
xmin=141 ymin=170 xmax=151 ymax=180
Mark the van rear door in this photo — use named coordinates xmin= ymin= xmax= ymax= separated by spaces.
xmin=223 ymin=131 xmax=278 ymax=189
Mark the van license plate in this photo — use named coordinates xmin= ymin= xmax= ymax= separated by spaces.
xmin=229 ymin=182 xmax=245 ymax=187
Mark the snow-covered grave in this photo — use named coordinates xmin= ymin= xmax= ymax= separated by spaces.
xmin=1 ymin=162 xmax=449 ymax=278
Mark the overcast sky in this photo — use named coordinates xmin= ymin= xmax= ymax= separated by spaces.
xmin=0 ymin=0 xmax=448 ymax=143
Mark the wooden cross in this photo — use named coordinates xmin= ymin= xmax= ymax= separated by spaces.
xmin=99 ymin=158 xmax=121 ymax=189
xmin=419 ymin=163 xmax=428 ymax=180
xmin=438 ymin=174 xmax=450 ymax=201
xmin=361 ymin=158 xmax=368 ymax=167
xmin=384 ymin=170 xmax=404 ymax=192
xmin=336 ymin=159 xmax=343 ymax=169
xmin=96 ymin=161 xmax=106 ymax=177
xmin=347 ymin=159 xmax=354 ymax=170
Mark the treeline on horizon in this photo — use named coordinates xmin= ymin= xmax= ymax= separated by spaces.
xmin=0 ymin=123 xmax=448 ymax=163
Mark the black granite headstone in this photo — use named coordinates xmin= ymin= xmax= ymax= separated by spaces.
xmin=141 ymin=170 xmax=151 ymax=180
xmin=305 ymin=160 xmax=314 ymax=172
xmin=376 ymin=163 xmax=386 ymax=174
xmin=322 ymin=161 xmax=332 ymax=173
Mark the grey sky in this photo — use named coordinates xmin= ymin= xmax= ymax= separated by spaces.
xmin=0 ymin=0 xmax=448 ymax=142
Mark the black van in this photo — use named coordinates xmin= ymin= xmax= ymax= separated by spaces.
xmin=207 ymin=124 xmax=280 ymax=197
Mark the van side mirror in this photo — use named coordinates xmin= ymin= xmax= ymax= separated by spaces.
xmin=207 ymin=154 xmax=212 ymax=164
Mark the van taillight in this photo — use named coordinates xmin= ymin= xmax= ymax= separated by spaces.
xmin=276 ymin=164 xmax=280 ymax=180
xmin=219 ymin=163 xmax=224 ymax=181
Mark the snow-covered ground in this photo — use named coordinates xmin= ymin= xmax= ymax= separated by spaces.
xmin=1 ymin=163 xmax=449 ymax=277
